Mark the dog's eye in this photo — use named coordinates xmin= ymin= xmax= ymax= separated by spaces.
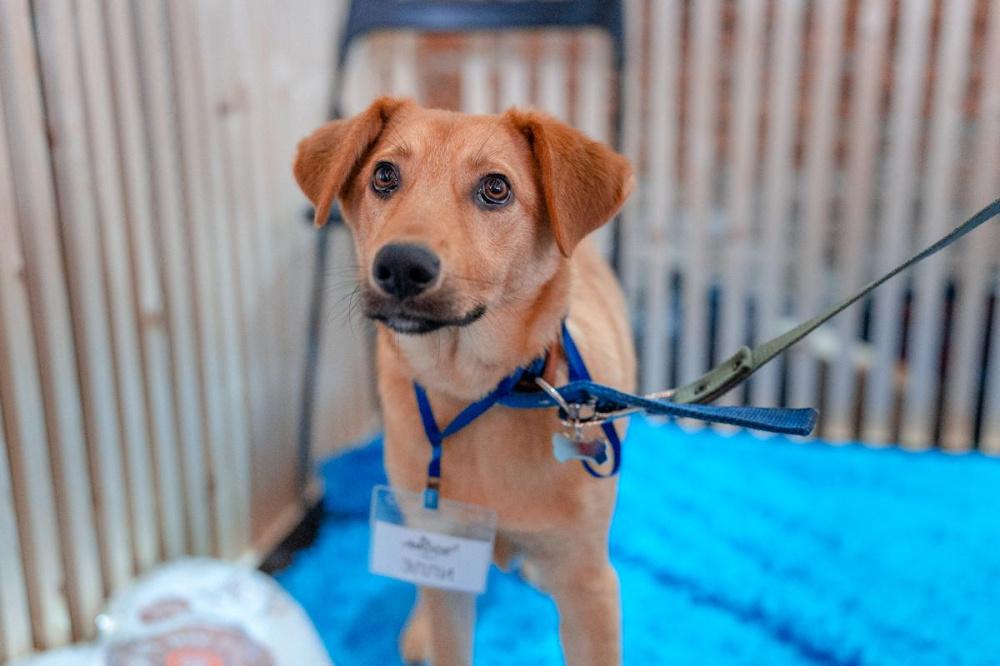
xmin=476 ymin=174 xmax=512 ymax=208
xmin=371 ymin=162 xmax=400 ymax=196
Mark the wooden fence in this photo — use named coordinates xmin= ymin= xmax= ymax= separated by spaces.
xmin=2 ymin=0 xmax=999 ymax=661
xmin=0 ymin=0 xmax=379 ymax=659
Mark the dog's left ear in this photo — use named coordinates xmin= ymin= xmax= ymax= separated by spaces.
xmin=505 ymin=109 xmax=634 ymax=256
xmin=294 ymin=96 xmax=410 ymax=227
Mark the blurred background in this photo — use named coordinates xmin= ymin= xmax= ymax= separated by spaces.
xmin=0 ymin=0 xmax=998 ymax=661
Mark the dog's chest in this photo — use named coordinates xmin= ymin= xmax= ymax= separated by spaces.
xmin=380 ymin=396 xmax=602 ymax=532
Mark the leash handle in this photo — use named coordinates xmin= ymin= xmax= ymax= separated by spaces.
xmin=672 ymin=198 xmax=1000 ymax=405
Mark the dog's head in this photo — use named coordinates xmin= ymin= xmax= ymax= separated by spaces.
xmin=294 ymin=97 xmax=633 ymax=335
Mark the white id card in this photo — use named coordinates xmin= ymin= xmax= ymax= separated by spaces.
xmin=369 ymin=485 xmax=497 ymax=594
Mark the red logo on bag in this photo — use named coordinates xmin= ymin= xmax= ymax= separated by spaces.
xmin=165 ymin=648 xmax=225 ymax=666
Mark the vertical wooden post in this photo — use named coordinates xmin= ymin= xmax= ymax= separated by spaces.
xmin=825 ymin=0 xmax=887 ymax=440
xmin=718 ymin=0 xmax=766 ymax=406
xmin=752 ymin=0 xmax=805 ymax=409
xmin=641 ymin=0 xmax=680 ymax=394
xmin=863 ymin=0 xmax=933 ymax=445
xmin=901 ymin=0 xmax=975 ymax=449
xmin=678 ymin=0 xmax=720 ymax=385
xmin=943 ymin=2 xmax=1000 ymax=451
xmin=793 ymin=0 xmax=846 ymax=416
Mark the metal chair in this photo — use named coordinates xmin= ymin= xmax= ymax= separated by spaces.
xmin=297 ymin=0 xmax=627 ymax=502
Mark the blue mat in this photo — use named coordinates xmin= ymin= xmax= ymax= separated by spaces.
xmin=276 ymin=417 xmax=1000 ymax=665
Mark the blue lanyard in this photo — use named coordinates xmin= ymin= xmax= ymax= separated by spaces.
xmin=414 ymin=355 xmax=546 ymax=509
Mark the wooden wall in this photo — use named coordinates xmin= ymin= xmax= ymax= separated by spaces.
xmin=619 ymin=0 xmax=1000 ymax=451
xmin=0 ymin=0 xmax=377 ymax=658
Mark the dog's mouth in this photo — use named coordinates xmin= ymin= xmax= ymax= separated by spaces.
xmin=368 ymin=304 xmax=487 ymax=334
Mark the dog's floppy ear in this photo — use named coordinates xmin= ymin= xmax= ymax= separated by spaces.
xmin=505 ymin=109 xmax=634 ymax=256
xmin=294 ymin=97 xmax=409 ymax=227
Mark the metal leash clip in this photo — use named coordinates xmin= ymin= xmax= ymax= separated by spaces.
xmin=534 ymin=377 xmax=615 ymax=464
xmin=534 ymin=377 xmax=674 ymax=428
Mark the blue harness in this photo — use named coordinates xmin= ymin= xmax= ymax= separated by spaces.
xmin=414 ymin=322 xmax=815 ymax=509
xmin=413 ymin=198 xmax=1000 ymax=510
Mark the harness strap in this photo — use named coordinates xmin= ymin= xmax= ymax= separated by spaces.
xmin=561 ymin=321 xmax=623 ymax=478
xmin=671 ymin=198 xmax=1000 ymax=405
xmin=414 ymin=356 xmax=546 ymax=509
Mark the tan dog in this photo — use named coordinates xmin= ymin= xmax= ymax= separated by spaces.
xmin=294 ymin=97 xmax=636 ymax=665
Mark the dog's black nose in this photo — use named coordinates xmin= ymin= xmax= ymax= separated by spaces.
xmin=372 ymin=243 xmax=441 ymax=299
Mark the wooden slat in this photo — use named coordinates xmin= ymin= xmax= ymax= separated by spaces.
xmin=825 ymin=0 xmax=888 ymax=440
xmin=0 ymin=83 xmax=44 ymax=660
xmin=224 ymin=0 xmax=284 ymax=541
xmin=102 ymin=0 xmax=175 ymax=572
xmin=390 ymin=34 xmax=420 ymax=100
xmin=538 ymin=33 xmax=571 ymax=121
xmin=941 ymin=0 xmax=1000 ymax=451
xmin=74 ymin=0 xmax=152 ymax=588
xmin=984 ymin=261 xmax=1000 ymax=454
xmin=165 ymin=0 xmax=249 ymax=559
xmin=973 ymin=3 xmax=1000 ymax=455
xmin=17 ymin=0 xmax=109 ymax=635
xmin=189 ymin=0 xmax=256 ymax=556
xmin=257 ymin=0 xmax=319 ymax=481
xmin=461 ymin=35 xmax=496 ymax=114
xmin=133 ymin=0 xmax=207 ymax=558
xmin=164 ymin=0 xmax=243 ymax=557
xmin=342 ymin=33 xmax=374 ymax=115
xmin=751 ymin=0 xmax=805 ymax=408
xmin=640 ymin=0 xmax=680 ymax=394
xmin=900 ymin=0 xmax=975 ymax=449
xmin=576 ymin=30 xmax=613 ymax=255
xmin=791 ymin=0 xmax=846 ymax=414
xmin=718 ymin=0 xmax=766 ymax=405
xmin=678 ymin=0 xmax=720 ymax=384
xmin=575 ymin=30 xmax=611 ymax=145
xmin=498 ymin=33 xmax=530 ymax=109
xmin=0 ymin=403 xmax=31 ymax=660
xmin=237 ymin=0 xmax=297 ymax=534
xmin=617 ymin=0 xmax=647 ymax=309
xmin=863 ymin=0 xmax=934 ymax=444
xmin=256 ymin=0 xmax=292 ymax=491
xmin=35 ymin=0 xmax=132 ymax=596
xmin=213 ymin=0 xmax=264 ymax=551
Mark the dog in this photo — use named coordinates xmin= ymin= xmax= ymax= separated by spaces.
xmin=294 ymin=97 xmax=636 ymax=665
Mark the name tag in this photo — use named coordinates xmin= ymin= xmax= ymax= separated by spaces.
xmin=369 ymin=485 xmax=496 ymax=595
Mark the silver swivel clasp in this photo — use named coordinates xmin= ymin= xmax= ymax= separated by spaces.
xmin=535 ymin=377 xmax=609 ymax=464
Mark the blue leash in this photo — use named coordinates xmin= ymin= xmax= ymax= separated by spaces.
xmin=413 ymin=198 xmax=1000 ymax=510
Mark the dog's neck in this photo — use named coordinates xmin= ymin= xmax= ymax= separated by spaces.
xmin=388 ymin=264 xmax=571 ymax=402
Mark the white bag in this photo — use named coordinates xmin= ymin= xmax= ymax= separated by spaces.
xmin=11 ymin=558 xmax=332 ymax=666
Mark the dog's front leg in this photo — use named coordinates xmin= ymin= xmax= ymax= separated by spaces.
xmin=405 ymin=586 xmax=474 ymax=666
xmin=547 ymin=558 xmax=622 ymax=665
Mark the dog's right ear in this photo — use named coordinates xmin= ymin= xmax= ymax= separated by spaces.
xmin=294 ymin=97 xmax=409 ymax=227
xmin=504 ymin=108 xmax=634 ymax=257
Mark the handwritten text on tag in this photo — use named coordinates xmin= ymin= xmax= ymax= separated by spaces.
xmin=370 ymin=521 xmax=492 ymax=594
